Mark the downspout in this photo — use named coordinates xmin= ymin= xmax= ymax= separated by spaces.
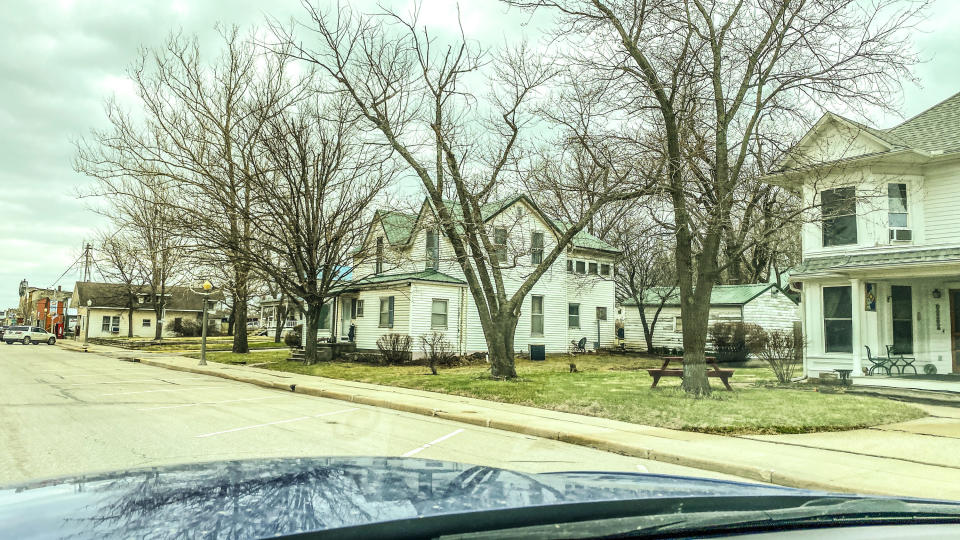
xmin=459 ymin=286 xmax=467 ymax=356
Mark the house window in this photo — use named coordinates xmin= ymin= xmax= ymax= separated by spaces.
xmin=566 ymin=260 xmax=573 ymax=273
xmin=588 ymin=262 xmax=598 ymax=274
xmin=888 ymin=183 xmax=908 ymax=228
xmin=101 ymin=316 xmax=110 ymax=332
xmin=600 ymin=263 xmax=610 ymax=276
xmin=318 ymin=304 xmax=331 ymax=330
xmin=575 ymin=261 xmax=585 ymax=274
xmin=530 ymin=232 xmax=544 ymax=265
xmin=425 ymin=229 xmax=439 ymax=270
xmin=674 ymin=316 xmax=682 ymax=333
xmin=111 ymin=316 xmax=120 ymax=332
xmin=821 ymin=187 xmax=857 ymax=247
xmin=142 ymin=319 xmax=151 ymax=328
xmin=351 ymin=298 xmax=364 ymax=318
xmin=375 ymin=237 xmax=384 ymax=274
xmin=137 ymin=296 xmax=144 ymax=304
xmin=379 ymin=296 xmax=394 ymax=328
xmin=596 ymin=306 xmax=607 ymax=321
xmin=891 ymin=285 xmax=913 ymax=354
xmin=823 ymin=286 xmax=852 ymax=353
xmin=568 ymin=303 xmax=580 ymax=328
xmin=431 ymin=299 xmax=448 ymax=329
xmin=493 ymin=227 xmax=508 ymax=263
xmin=531 ymin=295 xmax=544 ymax=336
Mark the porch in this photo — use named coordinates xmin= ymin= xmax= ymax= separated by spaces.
xmin=797 ymin=257 xmax=960 ymax=381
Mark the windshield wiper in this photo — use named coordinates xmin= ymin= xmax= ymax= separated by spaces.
xmin=280 ymin=495 xmax=960 ymax=540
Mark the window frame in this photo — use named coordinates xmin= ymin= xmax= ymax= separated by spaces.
xmin=888 ymin=183 xmax=908 ymax=229
xmin=530 ymin=295 xmax=544 ymax=337
xmin=430 ymin=298 xmax=448 ymax=329
xmin=821 ymin=187 xmax=858 ymax=247
xmin=588 ymin=262 xmax=598 ymax=275
xmin=425 ymin=229 xmax=439 ymax=270
xmin=822 ymin=285 xmax=853 ymax=353
xmin=142 ymin=319 xmax=151 ymax=328
xmin=351 ymin=298 xmax=364 ymax=318
xmin=596 ymin=306 xmax=607 ymax=321
xmin=600 ymin=263 xmax=610 ymax=276
xmin=568 ymin=303 xmax=580 ymax=329
xmin=566 ymin=260 xmax=573 ymax=273
xmin=375 ymin=237 xmax=384 ymax=274
xmin=674 ymin=316 xmax=682 ymax=333
xmin=101 ymin=316 xmax=110 ymax=332
xmin=493 ymin=227 xmax=508 ymax=264
xmin=575 ymin=260 xmax=585 ymax=274
xmin=379 ymin=296 xmax=394 ymax=328
xmin=530 ymin=231 xmax=544 ymax=265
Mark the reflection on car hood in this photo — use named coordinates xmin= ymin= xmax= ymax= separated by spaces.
xmin=0 ymin=457 xmax=815 ymax=539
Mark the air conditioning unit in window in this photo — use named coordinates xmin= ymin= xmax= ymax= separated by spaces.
xmin=889 ymin=229 xmax=912 ymax=242
xmin=111 ymin=327 xmax=120 ymax=333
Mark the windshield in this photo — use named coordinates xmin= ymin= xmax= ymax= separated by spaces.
xmin=1 ymin=0 xmax=958 ymax=538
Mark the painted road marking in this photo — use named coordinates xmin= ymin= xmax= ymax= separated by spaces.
xmin=194 ymin=408 xmax=359 ymax=438
xmin=102 ymin=386 xmax=220 ymax=396
xmin=66 ymin=377 xmax=208 ymax=386
xmin=138 ymin=396 xmax=282 ymax=411
xmin=402 ymin=429 xmax=465 ymax=457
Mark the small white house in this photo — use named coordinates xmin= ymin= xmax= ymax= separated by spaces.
xmin=315 ymin=195 xmax=619 ymax=357
xmin=620 ymin=283 xmax=800 ymax=352
xmin=764 ymin=91 xmax=960 ymax=377
xmin=72 ymin=282 xmax=222 ymax=339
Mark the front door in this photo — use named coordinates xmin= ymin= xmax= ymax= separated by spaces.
xmin=951 ymin=291 xmax=960 ymax=373
xmin=890 ymin=285 xmax=914 ymax=355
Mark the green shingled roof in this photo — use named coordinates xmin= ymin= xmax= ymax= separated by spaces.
xmin=794 ymin=247 xmax=960 ymax=275
xmin=334 ymin=269 xmax=466 ymax=292
xmin=377 ymin=210 xmax=417 ymax=245
xmin=621 ymin=283 xmax=787 ymax=307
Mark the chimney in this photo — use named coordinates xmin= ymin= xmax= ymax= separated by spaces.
xmin=57 ymin=285 xmax=62 ymax=292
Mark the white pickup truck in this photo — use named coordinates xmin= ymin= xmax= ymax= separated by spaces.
xmin=4 ymin=325 xmax=57 ymax=345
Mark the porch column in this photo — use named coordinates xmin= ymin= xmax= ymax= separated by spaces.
xmin=850 ymin=278 xmax=863 ymax=374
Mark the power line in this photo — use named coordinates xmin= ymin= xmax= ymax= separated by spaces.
xmin=47 ymin=251 xmax=86 ymax=291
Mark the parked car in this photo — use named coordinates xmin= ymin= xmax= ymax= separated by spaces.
xmin=0 ymin=326 xmax=6 ymax=340
xmin=3 ymin=326 xmax=56 ymax=345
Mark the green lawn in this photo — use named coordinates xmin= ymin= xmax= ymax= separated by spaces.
xmin=184 ymin=351 xmax=926 ymax=435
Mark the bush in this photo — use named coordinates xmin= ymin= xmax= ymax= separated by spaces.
xmin=751 ymin=328 xmax=804 ymax=384
xmin=174 ymin=319 xmax=219 ymax=338
xmin=709 ymin=321 xmax=764 ymax=364
xmin=284 ymin=324 xmax=302 ymax=348
xmin=419 ymin=331 xmax=457 ymax=375
xmin=377 ymin=333 xmax=412 ymax=364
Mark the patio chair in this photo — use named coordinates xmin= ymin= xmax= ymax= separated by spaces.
xmin=570 ymin=337 xmax=587 ymax=354
xmin=886 ymin=345 xmax=918 ymax=375
xmin=864 ymin=345 xmax=891 ymax=376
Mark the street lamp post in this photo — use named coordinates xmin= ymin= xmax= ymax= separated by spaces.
xmin=199 ymin=281 xmax=213 ymax=366
xmin=83 ymin=299 xmax=91 ymax=351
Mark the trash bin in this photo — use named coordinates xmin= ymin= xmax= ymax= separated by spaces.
xmin=529 ymin=344 xmax=545 ymax=361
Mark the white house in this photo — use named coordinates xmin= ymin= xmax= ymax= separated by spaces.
xmin=765 ymin=91 xmax=960 ymax=377
xmin=72 ymin=282 xmax=223 ymax=339
xmin=620 ymin=284 xmax=800 ymax=352
xmin=316 ymin=195 xmax=619 ymax=357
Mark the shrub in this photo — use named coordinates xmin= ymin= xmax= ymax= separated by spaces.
xmin=751 ymin=328 xmax=804 ymax=384
xmin=377 ymin=333 xmax=412 ymax=364
xmin=173 ymin=318 xmax=219 ymax=338
xmin=709 ymin=321 xmax=765 ymax=363
xmin=419 ymin=331 xmax=457 ymax=375
xmin=284 ymin=324 xmax=302 ymax=348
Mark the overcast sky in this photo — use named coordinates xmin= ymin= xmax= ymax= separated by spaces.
xmin=1 ymin=0 xmax=958 ymax=310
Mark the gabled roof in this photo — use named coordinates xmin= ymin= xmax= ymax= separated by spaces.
xmin=333 ymin=269 xmax=466 ymax=292
xmin=73 ymin=282 xmax=223 ymax=311
xmin=372 ymin=194 xmax=619 ymax=254
xmin=621 ymin=283 xmax=794 ymax=307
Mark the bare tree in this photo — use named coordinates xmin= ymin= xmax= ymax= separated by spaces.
xmin=273 ymin=3 xmax=653 ymax=377
xmin=240 ymin=92 xmax=396 ymax=363
xmin=76 ymin=26 xmax=307 ymax=353
xmin=614 ymin=221 xmax=677 ymax=352
xmin=94 ymin=231 xmax=143 ymax=337
xmin=510 ymin=0 xmax=927 ymax=395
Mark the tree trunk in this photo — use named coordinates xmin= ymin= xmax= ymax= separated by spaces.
xmin=304 ymin=303 xmax=322 ymax=364
xmin=637 ymin=304 xmax=654 ymax=351
xmin=232 ymin=267 xmax=249 ymax=353
xmin=680 ymin=288 xmax=713 ymax=397
xmin=127 ymin=306 xmax=134 ymax=338
xmin=484 ymin=317 xmax=518 ymax=378
xmin=154 ymin=304 xmax=163 ymax=340
xmin=227 ymin=302 xmax=235 ymax=336
xmin=273 ymin=303 xmax=285 ymax=343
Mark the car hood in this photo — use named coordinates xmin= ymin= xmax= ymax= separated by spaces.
xmin=0 ymin=457 xmax=875 ymax=538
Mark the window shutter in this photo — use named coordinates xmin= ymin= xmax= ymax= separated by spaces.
xmin=389 ymin=296 xmax=395 ymax=327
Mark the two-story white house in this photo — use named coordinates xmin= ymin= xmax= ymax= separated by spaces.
xmin=318 ymin=195 xmax=619 ymax=357
xmin=765 ymin=92 xmax=960 ymax=377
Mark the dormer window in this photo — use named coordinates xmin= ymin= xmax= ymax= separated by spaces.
xmin=821 ymin=187 xmax=857 ymax=247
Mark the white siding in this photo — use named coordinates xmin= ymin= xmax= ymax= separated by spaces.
xmin=621 ymin=305 xmax=741 ymax=351
xmin=351 ymin=287 xmax=411 ymax=351
xmin=407 ymin=283 xmax=464 ymax=357
xmin=82 ymin=308 xmax=196 ymax=338
xmin=921 ymin=161 xmax=960 ymax=245
xmin=741 ymin=291 xmax=801 ymax=333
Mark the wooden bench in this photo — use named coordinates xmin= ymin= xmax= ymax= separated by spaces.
xmin=647 ymin=356 xmax=735 ymax=391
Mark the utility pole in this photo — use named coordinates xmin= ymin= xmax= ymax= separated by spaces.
xmin=82 ymin=243 xmax=92 ymax=282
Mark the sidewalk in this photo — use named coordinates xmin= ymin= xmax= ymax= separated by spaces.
xmin=57 ymin=339 xmax=960 ymax=500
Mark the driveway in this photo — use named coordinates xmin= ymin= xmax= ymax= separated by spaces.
xmin=0 ymin=344 xmax=756 ymax=485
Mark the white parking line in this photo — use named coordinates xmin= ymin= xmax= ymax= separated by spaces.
xmin=194 ymin=408 xmax=359 ymax=438
xmin=402 ymin=429 xmax=465 ymax=457
xmin=138 ymin=396 xmax=282 ymax=411
xmin=65 ymin=377 xmax=207 ymax=386
xmin=102 ymin=386 xmax=219 ymax=396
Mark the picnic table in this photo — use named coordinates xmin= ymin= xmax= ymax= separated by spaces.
xmin=648 ymin=356 xmax=735 ymax=391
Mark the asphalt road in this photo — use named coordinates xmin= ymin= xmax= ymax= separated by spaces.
xmin=0 ymin=344 xmax=755 ymax=485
